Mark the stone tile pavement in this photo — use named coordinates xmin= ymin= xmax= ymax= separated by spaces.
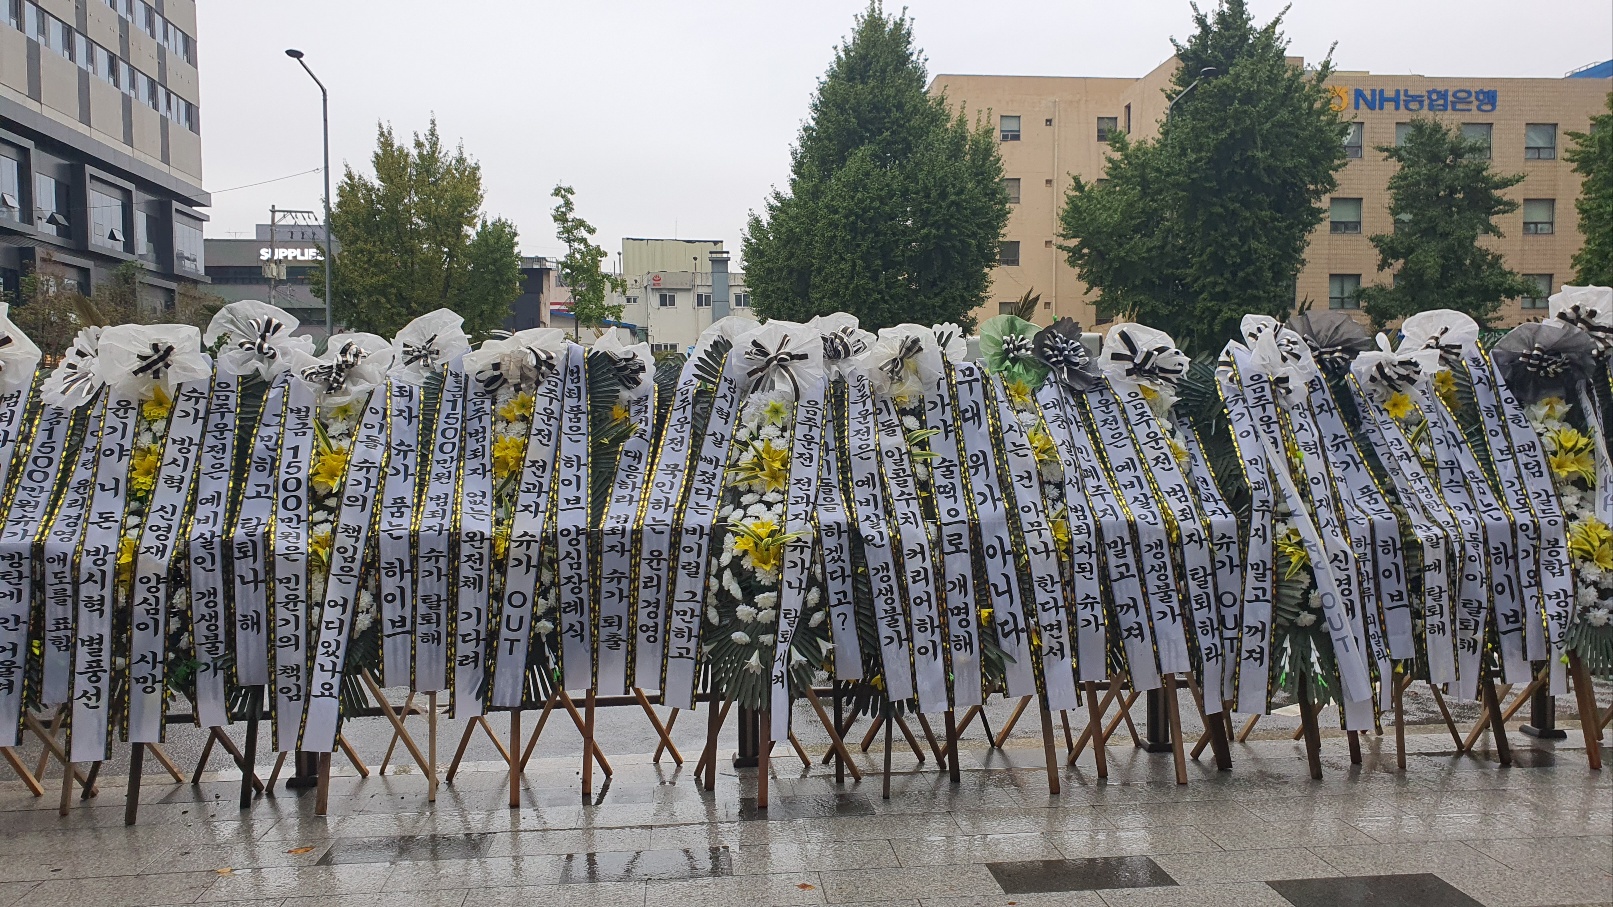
xmin=0 ymin=694 xmax=1607 ymax=907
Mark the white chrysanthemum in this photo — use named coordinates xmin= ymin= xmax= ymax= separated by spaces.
xmin=1306 ymin=590 xmax=1324 ymax=611
xmin=535 ymin=619 xmax=555 ymax=635
xmin=759 ymin=424 xmax=782 ymax=440
xmin=1589 ymin=608 xmax=1611 ymax=627
xmin=1295 ymin=612 xmax=1317 ymax=627
xmin=731 ymin=631 xmax=751 ymax=646
xmin=741 ymin=493 xmax=761 ymax=507
xmin=754 ymin=591 xmax=778 ymax=610
xmin=758 ymin=634 xmax=775 ymax=646
xmin=748 ymin=503 xmax=769 ymax=518
xmin=1578 ymin=585 xmax=1600 ymax=608
xmin=736 ymin=605 xmax=758 ymax=623
xmin=762 ymin=491 xmax=783 ymax=505
xmin=719 ymin=550 xmax=734 ymax=568
xmin=741 ymin=389 xmax=793 ymax=429
xmin=901 ymin=415 xmax=920 ymax=432
xmin=809 ymin=610 xmax=826 ymax=627
xmin=806 ymin=587 xmax=821 ymax=608
xmin=706 ymin=607 xmax=720 ymax=624
xmin=756 ymin=608 xmax=776 ymax=625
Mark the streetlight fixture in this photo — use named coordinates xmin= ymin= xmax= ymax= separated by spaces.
xmin=1166 ymin=66 xmax=1218 ymax=121
xmin=286 ymin=48 xmax=334 ymax=337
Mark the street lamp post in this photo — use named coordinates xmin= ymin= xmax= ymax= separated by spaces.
xmin=1166 ymin=66 xmax=1218 ymax=122
xmin=285 ymin=49 xmax=334 ymax=337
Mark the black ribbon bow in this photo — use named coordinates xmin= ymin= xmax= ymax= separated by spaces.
xmin=821 ymin=328 xmax=867 ymax=363
xmin=1109 ymin=329 xmax=1185 ymax=386
xmin=402 ymin=333 xmax=441 ymax=369
xmin=879 ymin=335 xmax=924 ymax=385
xmin=237 ymin=316 xmax=286 ymax=360
xmin=301 ymin=340 xmax=369 ymax=393
xmin=608 ymin=350 xmax=646 ymax=391
xmin=133 ymin=342 xmax=177 ymax=380
xmin=1493 ymin=321 xmax=1598 ymax=404
xmin=1033 ymin=318 xmax=1101 ymax=392
xmin=745 ymin=336 xmax=809 ymax=396
xmin=1369 ymin=357 xmax=1423 ymax=395
xmin=1555 ymin=305 xmax=1613 ymax=356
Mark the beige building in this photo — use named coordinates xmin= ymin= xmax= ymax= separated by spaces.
xmin=932 ymin=58 xmax=1612 ymax=330
xmin=2 ymin=0 xmax=207 ymax=310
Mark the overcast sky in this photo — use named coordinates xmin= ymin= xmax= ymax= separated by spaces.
xmin=197 ymin=0 xmax=1612 ymax=264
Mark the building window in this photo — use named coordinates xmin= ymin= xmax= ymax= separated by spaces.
xmin=997 ymin=301 xmax=1017 ymax=316
xmin=33 ymin=174 xmax=69 ymax=238
xmin=733 ymin=293 xmax=751 ymax=308
xmin=174 ymin=217 xmax=203 ymax=273
xmin=1523 ymin=199 xmax=1555 ymax=235
xmin=1344 ymin=122 xmax=1363 ymax=158
xmin=1521 ymin=274 xmax=1552 ymax=310
xmin=1097 ymin=116 xmax=1119 ymax=142
xmin=24 ymin=1 xmax=42 ymax=38
xmin=657 ymin=292 xmax=676 ymax=308
xmin=5 ymin=0 xmax=18 ymax=29
xmin=1395 ymin=122 xmax=1413 ymax=146
xmin=1328 ymin=274 xmax=1361 ymax=310
xmin=0 ymin=152 xmax=19 ymax=223
xmin=695 ymin=293 xmax=712 ymax=308
xmin=1525 ymin=123 xmax=1557 ymax=160
xmin=1044 ymin=118 xmax=1053 ymax=126
xmin=140 ymin=3 xmax=156 ymax=38
xmin=135 ymin=209 xmax=159 ymax=259
xmin=1329 ymin=198 xmax=1363 ymax=234
xmin=651 ymin=342 xmax=679 ymax=354
xmin=1461 ymin=123 xmax=1492 ymax=159
xmin=89 ymin=184 xmax=128 ymax=250
xmin=624 ymin=295 xmax=637 ymax=308
xmin=999 ymin=241 xmax=1020 ymax=266
xmin=1002 ymin=178 xmax=1020 ymax=204
xmin=1000 ymin=115 xmax=1021 ymax=142
xmin=1124 ymin=103 xmax=1132 ymax=134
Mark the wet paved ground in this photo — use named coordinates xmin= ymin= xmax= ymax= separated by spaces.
xmin=0 ymin=689 xmax=1607 ymax=907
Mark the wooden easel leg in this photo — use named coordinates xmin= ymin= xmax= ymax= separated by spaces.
xmin=757 ymin=710 xmax=771 ymax=811
xmin=859 ymin=713 xmax=883 ymax=753
xmin=1461 ymin=683 xmax=1515 ymax=754
xmin=314 ymin=752 xmax=332 ymax=816
xmin=427 ymin=691 xmax=439 ymax=802
xmin=1478 ymin=665 xmax=1512 ymax=766
xmin=701 ymin=696 xmax=726 ymax=791
xmin=635 ymin=688 xmax=683 ymax=765
xmin=509 ymin=708 xmax=522 ymax=809
xmin=23 ymin=713 xmax=94 ymax=794
xmin=915 ymin=713 xmax=946 ymax=767
xmin=269 ymin=752 xmax=287 ymax=789
xmin=881 ymin=701 xmax=894 ymax=800
xmin=1163 ymin=674 xmax=1187 ymax=785
xmin=148 ymin=743 xmax=185 ymax=784
xmin=1393 ymin=669 xmax=1408 ymax=771
xmin=33 ymin=705 xmax=66 ymax=783
xmin=57 ymin=759 xmax=73 ymax=816
xmin=1297 ymin=675 xmax=1324 ymax=781
xmin=1568 ymin=653 xmax=1603 ymax=771
xmin=1236 ymin=714 xmax=1260 ymax=742
xmin=1060 ymin=711 xmax=1075 ymax=761
xmin=379 ymin=692 xmax=415 ymax=774
xmin=1428 ymin=683 xmax=1464 ymax=749
xmin=124 ymin=743 xmax=144 ymax=826
xmin=1084 ymin=682 xmax=1109 ymax=779
xmin=337 ymin=735 xmax=369 ymax=777
xmin=1185 ymin=675 xmax=1232 ymax=771
xmin=802 ymin=687 xmax=860 ymax=782
xmin=1 ymin=746 xmax=43 ymax=796
xmin=994 ymin=696 xmax=1031 ymax=747
xmin=80 ymin=761 xmax=100 ymax=800
xmin=892 ymin=712 xmax=926 ymax=762
xmin=556 ymin=691 xmax=612 ymax=778
xmin=1347 ymin=731 xmax=1363 ymax=765
xmin=444 ymin=720 xmax=479 ymax=785
xmin=581 ymin=690 xmax=597 ymax=797
xmin=944 ymin=710 xmax=960 ymax=783
xmin=519 ymin=690 xmax=561 ymax=771
xmin=1039 ymin=707 xmax=1061 ymax=796
xmin=1115 ymin=690 xmax=1144 ymax=747
xmin=191 ymin=732 xmax=217 ymax=784
xmin=787 ymin=731 xmax=811 ymax=768
xmin=652 ymin=708 xmax=682 ymax=763
xmin=240 ymin=687 xmax=263 ymax=808
xmin=978 ymin=705 xmax=997 ymax=748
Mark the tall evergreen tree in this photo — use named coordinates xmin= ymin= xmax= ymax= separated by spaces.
xmin=743 ymin=2 xmax=1008 ymax=332
xmin=1566 ymin=92 xmax=1613 ymax=286
xmin=1357 ymin=118 xmax=1535 ymax=329
xmin=315 ymin=118 xmax=521 ymax=337
xmin=551 ymin=185 xmax=627 ymax=335
xmin=1058 ymin=0 xmax=1346 ymax=353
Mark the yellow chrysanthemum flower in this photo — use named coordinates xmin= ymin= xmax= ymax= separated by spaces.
xmin=610 ymin=403 xmax=631 ymax=423
xmin=1049 ymin=516 xmax=1071 ymax=548
xmin=129 ymin=445 xmax=161 ymax=496
xmin=328 ymin=399 xmax=362 ymax=425
xmin=497 ymin=392 xmax=535 ymax=423
xmin=1139 ymin=384 xmax=1161 ymax=403
xmin=117 ymin=533 xmax=138 ymax=568
xmin=1550 ymin=447 xmax=1597 ymax=486
xmin=1167 ymin=436 xmax=1190 ymax=465
xmin=492 ymin=435 xmax=527 ymax=480
xmin=141 ymin=386 xmax=173 ymax=422
xmin=731 ymin=516 xmax=788 ymax=574
xmin=1005 ymin=380 xmax=1035 ymax=409
xmin=1385 ymin=392 xmax=1415 ymax=421
xmin=758 ymin=398 xmax=790 ymax=426
xmin=1544 ymin=426 xmax=1592 ymax=455
xmin=308 ymin=530 xmax=333 ymax=564
xmin=1275 ymin=526 xmax=1310 ymax=579
xmin=310 ymin=444 xmax=351 ymax=494
xmin=492 ymin=530 xmax=510 ymax=562
xmin=1569 ymin=517 xmax=1613 ymax=570
xmin=735 ymin=440 xmax=790 ymax=494
xmin=1432 ymin=370 xmax=1458 ymax=408
xmin=1028 ymin=423 xmax=1059 ymax=469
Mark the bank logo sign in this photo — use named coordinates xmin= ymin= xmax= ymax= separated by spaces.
xmin=1329 ymin=85 xmax=1499 ymax=113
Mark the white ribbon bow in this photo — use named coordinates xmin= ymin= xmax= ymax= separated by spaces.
xmin=1549 ymin=284 xmax=1613 ymax=355
xmin=464 ymin=327 xmax=568 ymax=394
xmin=204 ymin=299 xmax=314 ymax=380
xmin=391 ymin=308 xmax=470 ymax=385
xmin=1399 ymin=309 xmax=1479 ymax=361
xmin=0 ymin=313 xmax=42 ymax=395
xmin=287 ymin=332 xmax=395 ymax=403
xmin=96 ymin=324 xmax=211 ymax=400
xmin=859 ymin=324 xmax=943 ymax=398
xmin=1099 ymin=323 xmax=1189 ymax=393
xmin=737 ymin=320 xmax=824 ymax=402
xmin=593 ymin=328 xmax=654 ymax=401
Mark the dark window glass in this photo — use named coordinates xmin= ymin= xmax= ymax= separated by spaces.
xmin=90 ymin=184 xmax=128 ymax=250
xmin=174 ymin=217 xmax=203 ymax=273
xmin=1097 ymin=116 xmax=1119 ymax=141
xmin=1344 ymin=122 xmax=1363 ymax=158
xmin=1329 ymin=274 xmax=1361 ymax=310
xmin=1000 ymin=115 xmax=1020 ymax=142
xmin=999 ymin=241 xmax=1020 ymax=266
xmin=1520 ymin=274 xmax=1552 ymax=309
xmin=1523 ymin=199 xmax=1554 ymax=235
xmin=0 ymin=152 xmax=19 ymax=222
xmin=1525 ymin=124 xmax=1557 ymax=160
xmin=1002 ymin=178 xmax=1020 ymax=204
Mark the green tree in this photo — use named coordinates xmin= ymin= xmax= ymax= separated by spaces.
xmin=1566 ymin=92 xmax=1613 ymax=286
xmin=1357 ymin=118 xmax=1536 ymax=329
xmin=550 ymin=185 xmax=626 ymax=334
xmin=742 ymin=1 xmax=1008 ymax=333
xmin=1058 ymin=0 xmax=1346 ymax=352
xmin=314 ymin=118 xmax=521 ymax=337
